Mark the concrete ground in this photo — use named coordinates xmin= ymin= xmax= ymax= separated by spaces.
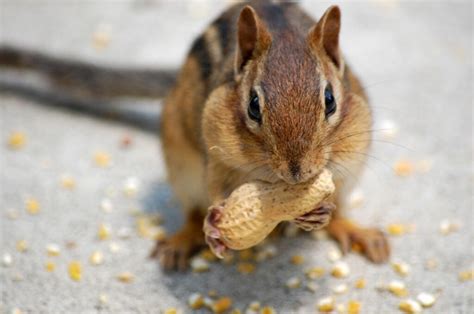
xmin=0 ymin=1 xmax=472 ymax=313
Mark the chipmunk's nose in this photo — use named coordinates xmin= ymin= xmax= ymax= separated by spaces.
xmin=289 ymin=161 xmax=301 ymax=182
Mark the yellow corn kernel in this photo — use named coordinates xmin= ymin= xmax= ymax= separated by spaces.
xmin=188 ymin=293 xmax=204 ymax=310
xmin=459 ymin=269 xmax=474 ymax=282
xmin=93 ymin=151 xmax=110 ymax=167
xmin=46 ymin=244 xmax=61 ymax=256
xmin=388 ymin=280 xmax=408 ymax=297
xmin=386 ymin=223 xmax=407 ymax=236
xmin=261 ymin=306 xmax=276 ymax=314
xmin=7 ymin=131 xmax=26 ymax=149
xmin=200 ymin=249 xmax=218 ymax=262
xmin=399 ymin=299 xmax=422 ymax=314
xmin=285 ymin=277 xmax=301 ymax=289
xmin=392 ymin=261 xmax=410 ymax=276
xmin=68 ymin=261 xmax=82 ymax=281
xmin=290 ymin=255 xmax=304 ymax=265
xmin=117 ymin=272 xmax=134 ymax=283
xmin=347 ymin=300 xmax=361 ymax=314
xmin=45 ymin=261 xmax=55 ymax=272
xmin=354 ymin=278 xmax=366 ymax=289
xmin=416 ymin=292 xmax=436 ymax=308
xmin=394 ymin=160 xmax=414 ymax=177
xmin=98 ymin=223 xmax=111 ymax=240
xmin=331 ymin=261 xmax=350 ymax=278
xmin=212 ymin=297 xmax=232 ymax=314
xmin=163 ymin=308 xmax=179 ymax=314
xmin=16 ymin=240 xmax=28 ymax=252
xmin=317 ymin=296 xmax=335 ymax=312
xmin=60 ymin=175 xmax=76 ymax=189
xmin=306 ymin=266 xmax=325 ymax=279
xmin=90 ymin=251 xmax=104 ymax=265
xmin=25 ymin=198 xmax=40 ymax=215
xmin=237 ymin=262 xmax=256 ymax=274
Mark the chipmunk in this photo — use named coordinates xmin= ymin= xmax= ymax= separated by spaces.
xmin=0 ymin=1 xmax=389 ymax=271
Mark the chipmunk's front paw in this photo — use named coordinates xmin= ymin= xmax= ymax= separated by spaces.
xmin=293 ymin=202 xmax=335 ymax=231
xmin=203 ymin=204 xmax=228 ymax=258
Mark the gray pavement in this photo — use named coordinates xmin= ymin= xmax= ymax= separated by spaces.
xmin=0 ymin=1 xmax=473 ymax=313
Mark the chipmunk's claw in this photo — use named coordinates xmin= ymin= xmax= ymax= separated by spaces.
xmin=294 ymin=202 xmax=334 ymax=231
xmin=204 ymin=204 xmax=228 ymax=258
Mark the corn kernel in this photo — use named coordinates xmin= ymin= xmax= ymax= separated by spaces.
xmin=92 ymin=28 xmax=111 ymax=50
xmin=191 ymin=257 xmax=210 ymax=272
xmin=188 ymin=293 xmax=204 ymax=310
xmin=394 ymin=160 xmax=413 ymax=177
xmin=25 ymin=198 xmax=40 ymax=215
xmin=416 ymin=292 xmax=436 ymax=308
xmin=7 ymin=131 xmax=26 ymax=149
xmin=387 ymin=223 xmax=407 ymax=236
xmin=16 ymin=240 xmax=28 ymax=252
xmin=212 ymin=297 xmax=232 ymax=314
xmin=60 ymin=175 xmax=76 ymax=189
xmin=46 ymin=244 xmax=61 ymax=257
xmin=399 ymin=299 xmax=422 ymax=313
xmin=306 ymin=266 xmax=325 ymax=279
xmin=117 ymin=272 xmax=134 ymax=283
xmin=317 ymin=296 xmax=335 ymax=312
xmin=388 ymin=280 xmax=408 ymax=297
xmin=290 ymin=255 xmax=304 ymax=265
xmin=237 ymin=262 xmax=256 ymax=274
xmin=230 ymin=310 xmax=242 ymax=314
xmin=248 ymin=301 xmax=261 ymax=311
xmin=45 ymin=261 xmax=55 ymax=272
xmin=332 ymin=283 xmax=348 ymax=294
xmin=327 ymin=248 xmax=342 ymax=262
xmin=98 ymin=223 xmax=111 ymax=240
xmin=392 ymin=261 xmax=410 ymax=276
xmin=306 ymin=282 xmax=319 ymax=292
xmin=285 ymin=276 xmax=301 ymax=289
xmin=380 ymin=119 xmax=398 ymax=139
xmin=2 ymin=253 xmax=13 ymax=267
xmin=68 ymin=261 xmax=82 ymax=281
xmin=331 ymin=261 xmax=350 ymax=278
xmin=348 ymin=189 xmax=365 ymax=209
xmin=93 ymin=151 xmax=111 ymax=167
xmin=100 ymin=198 xmax=113 ymax=212
xmin=239 ymin=249 xmax=254 ymax=261
xmin=98 ymin=293 xmax=108 ymax=306
xmin=439 ymin=220 xmax=460 ymax=235
xmin=123 ymin=177 xmax=140 ymax=197
xmin=347 ymin=300 xmax=361 ymax=314
xmin=201 ymin=249 xmax=218 ymax=262
xmin=163 ymin=308 xmax=179 ymax=314
xmin=335 ymin=303 xmax=346 ymax=313
xmin=260 ymin=306 xmax=276 ymax=314
xmin=354 ymin=278 xmax=366 ymax=289
xmin=90 ymin=251 xmax=104 ymax=265
xmin=459 ymin=269 xmax=474 ymax=282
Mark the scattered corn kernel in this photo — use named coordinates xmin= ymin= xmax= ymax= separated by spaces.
xmin=416 ymin=292 xmax=436 ymax=308
xmin=355 ymin=278 xmax=366 ymax=289
xmin=331 ymin=261 xmax=350 ymax=278
xmin=306 ymin=266 xmax=325 ymax=279
xmin=46 ymin=244 xmax=61 ymax=256
xmin=16 ymin=240 xmax=28 ymax=252
xmin=248 ymin=301 xmax=261 ymax=311
xmin=239 ymin=249 xmax=254 ymax=261
xmin=3 ymin=253 xmax=13 ymax=267
xmin=347 ymin=300 xmax=361 ymax=314
xmin=123 ymin=177 xmax=140 ymax=197
xmin=392 ymin=261 xmax=411 ymax=276
xmin=230 ymin=310 xmax=242 ymax=314
xmin=200 ymin=249 xmax=218 ymax=262
xmin=60 ymin=175 xmax=76 ymax=189
xmin=109 ymin=242 xmax=121 ymax=253
xmin=45 ymin=261 xmax=55 ymax=272
xmin=285 ymin=276 xmax=301 ymax=289
xmin=100 ymin=199 xmax=113 ymax=213
xmin=94 ymin=151 xmax=111 ymax=167
xmin=399 ymin=299 xmax=422 ymax=314
xmin=98 ymin=293 xmax=108 ymax=306
xmin=117 ymin=272 xmax=134 ymax=283
xmin=255 ymin=244 xmax=277 ymax=262
xmin=317 ymin=296 xmax=335 ymax=312
xmin=387 ymin=223 xmax=408 ymax=236
xmin=332 ymin=283 xmax=348 ymax=294
xmin=394 ymin=160 xmax=414 ymax=177
xmin=459 ymin=269 xmax=474 ymax=282
xmin=290 ymin=255 xmax=304 ymax=265
xmin=335 ymin=303 xmax=346 ymax=313
xmin=7 ymin=131 xmax=26 ymax=149
xmin=260 ymin=306 xmax=276 ymax=314
xmin=212 ymin=297 xmax=232 ymax=314
xmin=98 ymin=223 xmax=111 ymax=240
xmin=439 ymin=219 xmax=460 ymax=235
xmin=306 ymin=282 xmax=319 ymax=292
xmin=25 ymin=198 xmax=40 ymax=215
xmin=163 ymin=308 xmax=179 ymax=314
xmin=380 ymin=119 xmax=399 ymax=139
xmin=237 ymin=262 xmax=256 ymax=274
xmin=90 ymin=251 xmax=104 ymax=265
xmin=328 ymin=248 xmax=342 ymax=262
xmin=348 ymin=189 xmax=365 ymax=209
xmin=388 ymin=280 xmax=408 ymax=297
xmin=188 ymin=293 xmax=205 ymax=309
xmin=191 ymin=257 xmax=210 ymax=272
xmin=68 ymin=261 xmax=82 ymax=281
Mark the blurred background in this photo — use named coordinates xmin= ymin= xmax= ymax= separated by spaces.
xmin=0 ymin=0 xmax=472 ymax=313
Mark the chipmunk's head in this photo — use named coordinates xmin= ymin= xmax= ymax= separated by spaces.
xmin=204 ymin=5 xmax=371 ymax=185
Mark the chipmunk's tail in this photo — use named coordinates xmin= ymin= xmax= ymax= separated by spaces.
xmin=0 ymin=45 xmax=178 ymax=99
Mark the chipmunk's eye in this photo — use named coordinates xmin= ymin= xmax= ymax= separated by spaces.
xmin=324 ymin=85 xmax=337 ymax=118
xmin=248 ymin=90 xmax=262 ymax=123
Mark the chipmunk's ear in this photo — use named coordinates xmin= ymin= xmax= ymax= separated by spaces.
xmin=235 ymin=5 xmax=272 ymax=74
xmin=308 ymin=5 xmax=342 ymax=69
